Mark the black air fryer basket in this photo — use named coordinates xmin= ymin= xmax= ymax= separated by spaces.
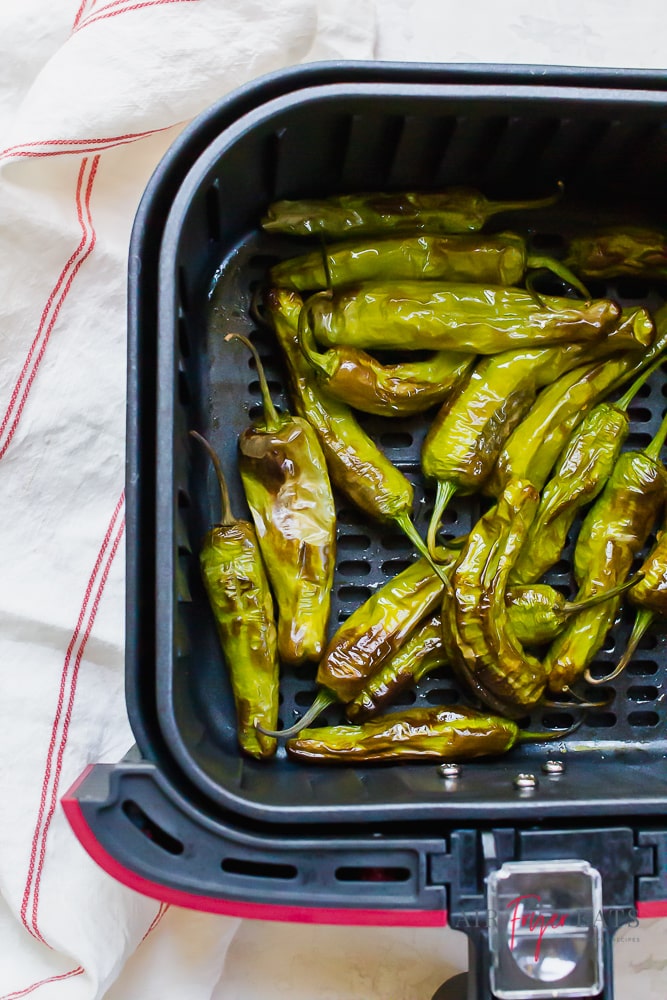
xmin=64 ymin=63 xmax=667 ymax=1000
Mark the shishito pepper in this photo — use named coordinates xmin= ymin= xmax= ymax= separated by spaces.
xmin=261 ymin=185 xmax=563 ymax=239
xmin=285 ymin=706 xmax=550 ymax=764
xmin=263 ymin=287 xmax=447 ymax=582
xmin=596 ymin=526 xmax=667 ymax=684
xmin=258 ymin=555 xmax=454 ymax=738
xmin=511 ymin=347 xmax=667 ymax=585
xmin=228 ymin=333 xmax=336 ymax=666
xmin=564 ymin=226 xmax=667 ymax=281
xmin=297 ymin=313 xmax=474 ymax=417
xmin=487 ymin=315 xmax=658 ymax=497
xmin=345 ymin=585 xmax=619 ymax=723
xmin=190 ymin=431 xmax=278 ymax=759
xmin=304 ymin=281 xmax=621 ymax=355
xmin=545 ymin=410 xmax=667 ymax=694
xmin=270 ymin=231 xmax=589 ymax=297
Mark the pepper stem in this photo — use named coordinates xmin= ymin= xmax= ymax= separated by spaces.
xmin=427 ymin=480 xmax=458 ymax=562
xmin=255 ymin=687 xmax=338 ymax=739
xmin=616 ymin=353 xmax=666 ymax=412
xmin=189 ymin=431 xmax=236 ymax=526
xmin=489 ymin=181 xmax=564 ymax=216
xmin=518 ymin=715 xmax=584 ymax=742
xmin=585 ymin=607 xmax=655 ymax=686
xmin=644 ymin=406 xmax=667 ymax=462
xmin=225 ymin=332 xmax=281 ymax=431
xmin=297 ymin=301 xmax=337 ymax=378
xmin=525 ymin=254 xmax=591 ymax=300
xmin=396 ymin=512 xmax=451 ymax=587
xmin=560 ymin=573 xmax=643 ymax=616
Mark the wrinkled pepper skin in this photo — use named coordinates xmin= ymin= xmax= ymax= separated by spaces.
xmin=545 ymin=446 xmax=667 ymax=693
xmin=265 ymin=287 xmax=415 ymax=523
xmin=238 ymin=414 xmax=336 ymax=666
xmin=443 ymin=479 xmax=546 ymax=718
xmin=305 ymin=281 xmax=621 ymax=355
xmin=298 ymin=312 xmax=474 ymax=417
xmin=630 ymin=531 xmax=667 ymax=617
xmin=286 ymin=706 xmax=521 ymax=763
xmin=193 ymin=432 xmax=279 ymax=759
xmin=316 ymin=557 xmax=446 ymax=704
xmin=271 ymin=232 xmax=528 ymax=290
xmin=345 ymin=586 xmax=581 ymax=723
xmin=565 ymin=226 xmax=667 ymax=280
xmin=261 ymin=187 xmax=562 ymax=239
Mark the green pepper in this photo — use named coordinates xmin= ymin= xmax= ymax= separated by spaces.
xmin=304 ymin=281 xmax=622 ymax=355
xmin=270 ymin=231 xmax=589 ymax=296
xmin=297 ymin=313 xmax=474 ymax=417
xmin=597 ymin=526 xmax=667 ymax=684
xmin=190 ymin=432 xmax=279 ymax=759
xmin=285 ymin=706 xmax=543 ymax=764
xmin=264 ymin=287 xmax=447 ymax=581
xmin=564 ymin=226 xmax=667 ymax=281
xmin=261 ymin=185 xmax=563 ymax=239
xmin=487 ymin=317 xmax=658 ymax=496
xmin=443 ymin=478 xmax=548 ymax=718
xmin=545 ymin=410 xmax=667 ymax=694
xmin=421 ymin=333 xmax=639 ymax=560
xmin=258 ymin=554 xmax=455 ymax=738
xmin=228 ymin=333 xmax=337 ymax=666
xmin=345 ymin=584 xmax=616 ymax=723
xmin=511 ymin=345 xmax=667 ymax=586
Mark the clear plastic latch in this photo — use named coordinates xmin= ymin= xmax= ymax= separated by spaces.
xmin=487 ymin=859 xmax=604 ymax=999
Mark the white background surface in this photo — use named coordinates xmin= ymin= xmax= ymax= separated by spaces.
xmin=0 ymin=1 xmax=666 ymax=997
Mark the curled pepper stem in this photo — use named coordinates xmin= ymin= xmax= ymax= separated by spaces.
xmin=427 ymin=480 xmax=458 ymax=562
xmin=189 ymin=430 xmax=236 ymax=526
xmin=255 ymin=687 xmax=338 ymax=739
xmin=490 ymin=180 xmax=564 ymax=215
xmin=525 ymin=254 xmax=591 ymax=300
xmin=517 ymin=715 xmax=584 ymax=742
xmin=585 ymin=607 xmax=655 ymax=686
xmin=225 ymin=332 xmax=281 ymax=431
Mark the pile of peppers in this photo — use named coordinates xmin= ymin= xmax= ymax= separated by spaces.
xmin=194 ymin=183 xmax=667 ymax=764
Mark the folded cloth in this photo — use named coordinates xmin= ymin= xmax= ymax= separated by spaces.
xmin=0 ymin=1 xmax=375 ymax=997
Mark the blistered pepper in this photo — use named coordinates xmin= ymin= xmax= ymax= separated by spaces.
xmin=286 ymin=706 xmax=551 ymax=764
xmin=511 ymin=345 xmax=667 ymax=585
xmin=598 ymin=526 xmax=667 ymax=684
xmin=297 ymin=312 xmax=474 ymax=417
xmin=263 ymin=287 xmax=447 ymax=581
xmin=261 ymin=185 xmax=563 ymax=239
xmin=565 ymin=226 xmax=667 ymax=281
xmin=270 ymin=231 xmax=589 ymax=296
xmin=545 ymin=410 xmax=667 ymax=694
xmin=229 ymin=333 xmax=337 ymax=666
xmin=190 ymin=432 xmax=279 ymax=759
xmin=488 ymin=316 xmax=658 ymax=496
xmin=304 ymin=281 xmax=622 ymax=355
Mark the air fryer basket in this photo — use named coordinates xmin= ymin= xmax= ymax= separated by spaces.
xmin=156 ymin=78 xmax=667 ymax=825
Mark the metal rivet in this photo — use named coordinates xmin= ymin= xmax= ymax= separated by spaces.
xmin=513 ymin=772 xmax=537 ymax=790
xmin=438 ymin=762 xmax=462 ymax=779
xmin=542 ymin=759 xmax=565 ymax=775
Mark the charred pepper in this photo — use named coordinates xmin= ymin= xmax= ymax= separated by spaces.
xmin=564 ymin=226 xmax=667 ymax=281
xmin=304 ymin=281 xmax=621 ymax=355
xmin=511 ymin=349 xmax=667 ymax=585
xmin=297 ymin=313 xmax=474 ymax=417
xmin=263 ymin=287 xmax=447 ymax=581
xmin=190 ymin=431 xmax=279 ymax=759
xmin=286 ymin=706 xmax=552 ymax=764
xmin=545 ymin=409 xmax=667 ymax=694
xmin=261 ymin=185 xmax=563 ymax=238
xmin=270 ymin=231 xmax=589 ymax=296
xmin=229 ymin=333 xmax=337 ymax=666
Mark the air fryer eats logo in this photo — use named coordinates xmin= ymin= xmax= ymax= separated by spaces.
xmin=506 ymin=894 xmax=638 ymax=961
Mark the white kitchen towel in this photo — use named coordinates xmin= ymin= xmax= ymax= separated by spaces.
xmin=0 ymin=1 xmax=375 ymax=997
